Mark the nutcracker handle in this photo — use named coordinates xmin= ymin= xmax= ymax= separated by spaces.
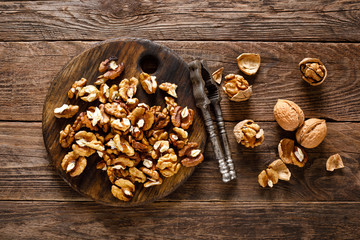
xmin=213 ymin=103 xmax=236 ymax=180
xmin=201 ymin=106 xmax=231 ymax=183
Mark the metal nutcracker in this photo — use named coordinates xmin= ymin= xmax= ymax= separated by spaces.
xmin=189 ymin=60 xmax=236 ymax=182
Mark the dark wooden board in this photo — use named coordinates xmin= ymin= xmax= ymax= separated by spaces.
xmin=42 ymin=38 xmax=206 ymax=206
xmin=0 ymin=201 xmax=359 ymax=239
xmin=1 ymin=0 xmax=360 ymax=42
xmin=1 ymin=41 xmax=360 ymax=122
xmin=2 ymin=121 xmax=359 ymax=202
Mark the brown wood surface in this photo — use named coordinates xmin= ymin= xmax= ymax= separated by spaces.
xmin=1 ymin=0 xmax=360 ymax=239
xmin=42 ymin=38 xmax=206 ymax=206
xmin=1 ymin=41 xmax=360 ymax=122
xmin=0 ymin=201 xmax=359 ymax=239
xmin=0 ymin=0 xmax=360 ymax=42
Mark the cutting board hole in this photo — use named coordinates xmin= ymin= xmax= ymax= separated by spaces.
xmin=139 ymin=54 xmax=159 ymax=74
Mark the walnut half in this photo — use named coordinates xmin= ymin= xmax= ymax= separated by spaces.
xmin=233 ymin=120 xmax=264 ymax=148
xmin=139 ymin=72 xmax=157 ymax=94
xmin=223 ymin=74 xmax=252 ymax=102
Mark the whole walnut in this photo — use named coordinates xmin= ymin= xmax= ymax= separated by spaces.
xmin=273 ymin=99 xmax=305 ymax=131
xmin=296 ymin=118 xmax=327 ymax=148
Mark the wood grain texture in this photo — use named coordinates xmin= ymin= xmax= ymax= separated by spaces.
xmin=42 ymin=38 xmax=206 ymax=206
xmin=1 ymin=122 xmax=359 ymax=202
xmin=0 ymin=201 xmax=359 ymax=239
xmin=1 ymin=0 xmax=360 ymax=42
xmin=1 ymin=41 xmax=360 ymax=121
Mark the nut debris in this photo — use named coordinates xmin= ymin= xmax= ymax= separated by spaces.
xmin=237 ymin=53 xmax=261 ymax=75
xmin=278 ymin=138 xmax=308 ymax=167
xmin=212 ymin=67 xmax=224 ymax=84
xmin=326 ymin=154 xmax=344 ymax=172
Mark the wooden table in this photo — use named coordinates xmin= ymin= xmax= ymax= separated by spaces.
xmin=1 ymin=1 xmax=359 ymax=239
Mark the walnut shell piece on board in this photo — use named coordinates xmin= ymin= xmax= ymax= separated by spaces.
xmin=273 ymin=99 xmax=305 ymax=131
xmin=278 ymin=138 xmax=308 ymax=167
xmin=258 ymin=168 xmax=279 ymax=188
xmin=326 ymin=153 xmax=344 ymax=172
xmin=299 ymin=58 xmax=327 ymax=86
xmin=268 ymin=159 xmax=291 ymax=181
xmin=237 ymin=53 xmax=261 ymax=75
xmin=296 ymin=118 xmax=327 ymax=149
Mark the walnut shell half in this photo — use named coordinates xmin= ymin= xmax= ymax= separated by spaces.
xmin=273 ymin=99 xmax=305 ymax=131
xmin=299 ymin=58 xmax=327 ymax=86
xmin=237 ymin=53 xmax=261 ymax=75
xmin=233 ymin=119 xmax=264 ymax=148
xmin=278 ymin=138 xmax=308 ymax=167
xmin=296 ymin=118 xmax=327 ymax=149
xmin=326 ymin=153 xmax=344 ymax=172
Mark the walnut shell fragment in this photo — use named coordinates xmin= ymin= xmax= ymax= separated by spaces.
xmin=326 ymin=153 xmax=344 ymax=172
xmin=237 ymin=53 xmax=261 ymax=76
xmin=273 ymin=99 xmax=305 ymax=131
xmin=296 ymin=118 xmax=327 ymax=149
xmin=212 ymin=67 xmax=224 ymax=84
xmin=278 ymin=138 xmax=308 ymax=167
xmin=268 ymin=159 xmax=291 ymax=181
xmin=299 ymin=58 xmax=327 ymax=86
xmin=258 ymin=168 xmax=278 ymax=188
xmin=233 ymin=120 xmax=264 ymax=148
xmin=223 ymin=74 xmax=252 ymax=102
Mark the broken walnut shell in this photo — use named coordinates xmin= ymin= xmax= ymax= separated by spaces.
xmin=273 ymin=99 xmax=305 ymax=131
xmin=278 ymin=138 xmax=308 ymax=167
xmin=258 ymin=168 xmax=279 ymax=188
xmin=268 ymin=159 xmax=291 ymax=181
xmin=326 ymin=153 xmax=344 ymax=172
xmin=233 ymin=119 xmax=264 ymax=148
xmin=212 ymin=67 xmax=224 ymax=84
xmin=223 ymin=74 xmax=252 ymax=102
xmin=299 ymin=58 xmax=327 ymax=86
xmin=296 ymin=118 xmax=327 ymax=149
xmin=237 ymin=53 xmax=261 ymax=75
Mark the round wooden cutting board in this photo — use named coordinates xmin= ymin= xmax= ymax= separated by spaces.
xmin=42 ymin=38 xmax=207 ymax=206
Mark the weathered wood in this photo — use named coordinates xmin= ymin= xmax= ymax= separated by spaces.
xmin=0 ymin=201 xmax=359 ymax=239
xmin=42 ymin=38 xmax=207 ymax=206
xmin=0 ymin=1 xmax=360 ymax=42
xmin=1 ymin=122 xmax=359 ymax=202
xmin=1 ymin=41 xmax=360 ymax=121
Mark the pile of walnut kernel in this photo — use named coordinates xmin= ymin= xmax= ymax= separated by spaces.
xmin=54 ymin=56 xmax=204 ymax=202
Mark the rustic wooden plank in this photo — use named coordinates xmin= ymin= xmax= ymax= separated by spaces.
xmin=0 ymin=201 xmax=359 ymax=239
xmin=0 ymin=0 xmax=360 ymax=42
xmin=1 ymin=122 xmax=359 ymax=202
xmin=1 ymin=41 xmax=360 ymax=121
